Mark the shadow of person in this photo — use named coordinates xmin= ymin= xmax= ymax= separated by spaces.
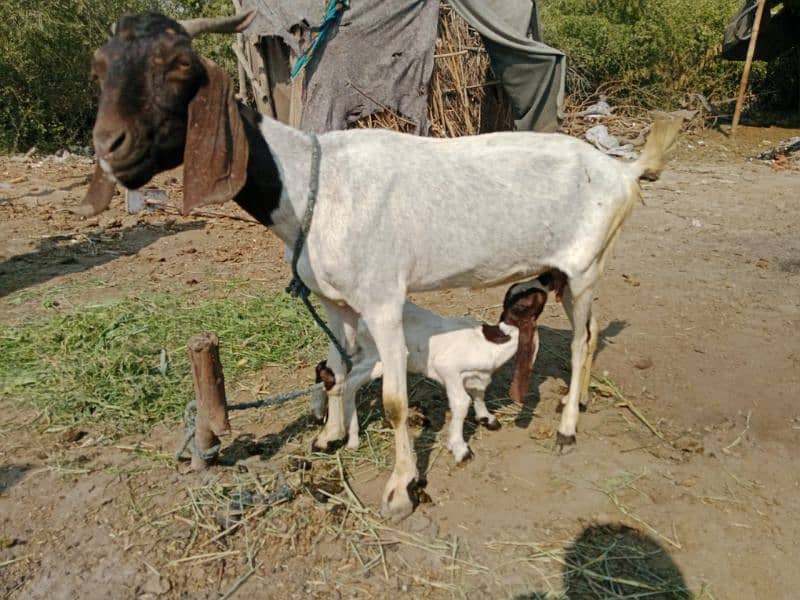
xmin=514 ymin=522 xmax=692 ymax=599
xmin=0 ymin=464 xmax=31 ymax=494
xmin=0 ymin=220 xmax=205 ymax=298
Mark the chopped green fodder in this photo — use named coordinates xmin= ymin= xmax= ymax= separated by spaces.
xmin=0 ymin=292 xmax=325 ymax=430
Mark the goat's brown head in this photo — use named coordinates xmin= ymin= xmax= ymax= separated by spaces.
xmin=500 ymin=280 xmax=547 ymax=329
xmin=85 ymin=11 xmax=255 ymax=214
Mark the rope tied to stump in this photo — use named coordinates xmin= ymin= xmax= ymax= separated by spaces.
xmin=175 ymin=383 xmax=325 ymax=461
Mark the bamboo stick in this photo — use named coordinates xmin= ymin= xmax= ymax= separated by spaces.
xmin=732 ymin=0 xmax=768 ymax=134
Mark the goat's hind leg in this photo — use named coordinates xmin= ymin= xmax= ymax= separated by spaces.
xmin=444 ymin=377 xmax=475 ymax=463
xmin=470 ymin=386 xmax=500 ymax=431
xmin=557 ymin=284 xmax=595 ymax=448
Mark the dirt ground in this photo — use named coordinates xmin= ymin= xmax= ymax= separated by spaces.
xmin=1 ymin=126 xmax=799 ymax=599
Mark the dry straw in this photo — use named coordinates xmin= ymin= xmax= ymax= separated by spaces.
xmin=352 ymin=3 xmax=513 ymax=137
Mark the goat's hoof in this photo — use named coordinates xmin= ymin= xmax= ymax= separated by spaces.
xmin=310 ymin=439 xmax=329 ymax=453
xmin=455 ymin=447 xmax=474 ymax=464
xmin=382 ymin=476 xmax=418 ymax=522
xmin=345 ymin=435 xmax=360 ymax=451
xmin=311 ymin=437 xmax=343 ymax=454
xmin=479 ymin=417 xmax=501 ymax=431
xmin=555 ymin=432 xmax=577 ymax=452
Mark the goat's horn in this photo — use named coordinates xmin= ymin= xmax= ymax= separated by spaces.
xmin=179 ymin=10 xmax=256 ymax=38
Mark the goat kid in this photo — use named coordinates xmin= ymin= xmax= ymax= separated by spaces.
xmin=314 ymin=278 xmax=549 ymax=463
xmin=86 ymin=12 xmax=681 ymax=520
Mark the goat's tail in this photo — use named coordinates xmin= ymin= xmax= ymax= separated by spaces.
xmin=633 ymin=116 xmax=683 ymax=182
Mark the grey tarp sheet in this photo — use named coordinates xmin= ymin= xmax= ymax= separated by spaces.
xmin=447 ymin=0 xmax=565 ymax=132
xmin=300 ymin=1 xmax=439 ymax=134
xmin=721 ymin=0 xmax=800 ymax=62
xmin=242 ymin=0 xmax=439 ymax=134
xmin=241 ymin=0 xmax=326 ymax=56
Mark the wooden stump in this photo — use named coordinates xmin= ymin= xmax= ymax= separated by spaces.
xmin=187 ymin=333 xmax=231 ymax=470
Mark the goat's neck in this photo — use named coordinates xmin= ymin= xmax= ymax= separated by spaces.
xmin=234 ymin=106 xmax=315 ymax=248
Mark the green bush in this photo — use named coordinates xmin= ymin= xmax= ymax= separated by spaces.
xmin=0 ymin=0 xmax=237 ymax=153
xmin=0 ymin=0 xmax=155 ymax=152
xmin=540 ymin=0 xmax=748 ymax=107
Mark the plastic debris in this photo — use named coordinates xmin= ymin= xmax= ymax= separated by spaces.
xmin=585 ymin=124 xmax=638 ymax=159
xmin=126 ymin=188 xmax=167 ymax=214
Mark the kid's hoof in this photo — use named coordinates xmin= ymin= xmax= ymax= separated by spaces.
xmin=479 ymin=417 xmax=501 ymax=431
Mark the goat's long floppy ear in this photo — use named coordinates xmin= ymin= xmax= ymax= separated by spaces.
xmin=182 ymin=59 xmax=248 ymax=215
xmin=70 ymin=163 xmax=117 ymax=216
xmin=509 ymin=318 xmax=537 ymax=405
xmin=507 ymin=290 xmax=547 ymax=405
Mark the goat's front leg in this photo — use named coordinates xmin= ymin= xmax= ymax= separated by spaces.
xmin=361 ymin=305 xmax=418 ymax=521
xmin=557 ymin=285 xmax=595 ymax=448
xmin=311 ymin=301 xmax=358 ymax=453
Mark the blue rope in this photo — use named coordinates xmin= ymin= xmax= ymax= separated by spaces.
xmin=290 ymin=0 xmax=350 ymax=79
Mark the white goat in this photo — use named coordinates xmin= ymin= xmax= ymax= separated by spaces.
xmin=87 ymin=11 xmax=682 ymax=520
xmin=315 ymin=279 xmax=548 ymax=462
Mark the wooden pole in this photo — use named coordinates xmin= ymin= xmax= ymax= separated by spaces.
xmin=732 ymin=0 xmax=768 ymax=134
xmin=232 ymin=0 xmax=247 ymax=100
xmin=187 ymin=333 xmax=231 ymax=470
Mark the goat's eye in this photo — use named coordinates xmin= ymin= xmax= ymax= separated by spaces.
xmin=166 ymin=57 xmax=193 ymax=80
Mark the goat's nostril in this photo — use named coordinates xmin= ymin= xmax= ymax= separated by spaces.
xmin=109 ymin=131 xmax=126 ymax=153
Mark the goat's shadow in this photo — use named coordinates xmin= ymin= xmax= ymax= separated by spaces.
xmin=213 ymin=320 xmax=628 ymax=485
xmin=0 ymin=221 xmax=205 ymax=298
xmin=505 ymin=319 xmax=628 ymax=430
xmin=218 ymin=414 xmax=318 ymax=466
xmin=513 ymin=522 xmax=692 ymax=599
xmin=404 ymin=319 xmax=627 ymax=482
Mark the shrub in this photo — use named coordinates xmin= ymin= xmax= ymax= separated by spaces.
xmin=540 ymin=0 xmax=748 ymax=107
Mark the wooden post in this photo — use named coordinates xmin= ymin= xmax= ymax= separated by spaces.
xmin=232 ymin=0 xmax=247 ymax=101
xmin=732 ymin=0 xmax=768 ymax=134
xmin=187 ymin=333 xmax=231 ymax=470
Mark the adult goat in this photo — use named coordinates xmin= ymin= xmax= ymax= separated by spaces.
xmin=85 ymin=11 xmax=681 ymax=520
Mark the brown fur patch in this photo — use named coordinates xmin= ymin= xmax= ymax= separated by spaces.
xmin=482 ymin=323 xmax=512 ymax=344
xmin=314 ymin=361 xmax=336 ymax=391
